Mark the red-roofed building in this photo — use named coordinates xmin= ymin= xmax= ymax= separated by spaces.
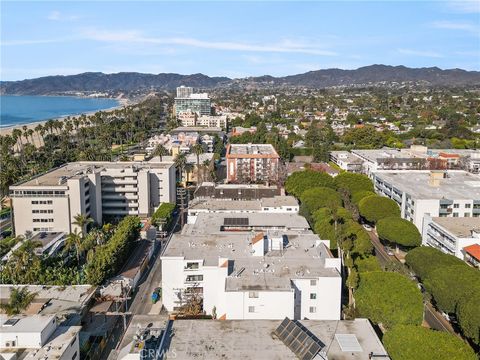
xmin=464 ymin=244 xmax=480 ymax=269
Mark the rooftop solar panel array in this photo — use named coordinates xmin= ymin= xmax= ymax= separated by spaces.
xmin=223 ymin=217 xmax=249 ymax=226
xmin=274 ymin=317 xmax=326 ymax=360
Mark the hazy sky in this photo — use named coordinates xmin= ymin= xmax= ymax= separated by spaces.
xmin=1 ymin=1 xmax=479 ymax=80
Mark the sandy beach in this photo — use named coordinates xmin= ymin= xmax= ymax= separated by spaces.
xmin=0 ymin=98 xmax=130 ymax=148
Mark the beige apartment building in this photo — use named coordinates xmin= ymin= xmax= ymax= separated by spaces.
xmin=10 ymin=161 xmax=176 ymax=236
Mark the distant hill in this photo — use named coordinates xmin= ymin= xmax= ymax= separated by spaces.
xmin=1 ymin=65 xmax=479 ymax=95
xmin=245 ymin=65 xmax=480 ymax=88
xmin=0 ymin=72 xmax=231 ymax=95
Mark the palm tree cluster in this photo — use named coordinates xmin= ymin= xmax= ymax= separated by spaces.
xmin=0 ymin=96 xmax=167 ymax=197
xmin=0 ymin=287 xmax=37 ymax=316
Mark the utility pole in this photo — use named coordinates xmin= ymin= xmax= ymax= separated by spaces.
xmin=177 ymin=187 xmax=188 ymax=228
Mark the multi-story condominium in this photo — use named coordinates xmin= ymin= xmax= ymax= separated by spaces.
xmin=422 ymin=215 xmax=480 ymax=260
xmin=329 ymin=151 xmax=363 ymax=173
xmin=373 ymin=170 xmax=480 ymax=231
xmin=226 ymin=144 xmax=280 ymax=184
xmin=194 ymin=182 xmax=282 ymax=200
xmin=176 ymin=85 xmax=193 ymax=98
xmin=0 ymin=315 xmax=81 ymax=360
xmin=10 ymin=161 xmax=176 ymax=236
xmin=177 ymin=110 xmax=197 ymax=127
xmin=174 ymin=89 xmax=211 ymax=118
xmin=161 ymin=211 xmax=342 ymax=320
xmin=196 ymin=115 xmax=227 ymax=129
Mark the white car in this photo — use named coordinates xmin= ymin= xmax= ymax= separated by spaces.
xmin=362 ymin=224 xmax=373 ymax=231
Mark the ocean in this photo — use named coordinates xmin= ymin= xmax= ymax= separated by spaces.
xmin=0 ymin=95 xmax=120 ymax=128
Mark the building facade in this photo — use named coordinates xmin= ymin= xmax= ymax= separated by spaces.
xmin=174 ymin=90 xmax=211 ymax=118
xmin=422 ymin=216 xmax=480 ymax=260
xmin=10 ymin=161 xmax=176 ymax=236
xmin=226 ymin=144 xmax=280 ymax=184
xmin=373 ymin=171 xmax=480 ymax=231
xmin=161 ymin=212 xmax=342 ymax=321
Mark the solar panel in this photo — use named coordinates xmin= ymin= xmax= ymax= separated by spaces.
xmin=224 ymin=217 xmax=249 ymax=226
xmin=335 ymin=334 xmax=363 ymax=352
xmin=3 ymin=318 xmax=20 ymax=326
xmin=274 ymin=317 xmax=326 ymax=360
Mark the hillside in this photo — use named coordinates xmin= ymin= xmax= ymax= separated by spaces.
xmin=1 ymin=65 xmax=479 ymax=95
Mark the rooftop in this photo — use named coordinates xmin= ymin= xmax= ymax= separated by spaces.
xmin=13 ymin=161 xmax=174 ymax=187
xmin=0 ymin=314 xmax=54 ymax=334
xmin=374 ymin=171 xmax=480 ymax=200
xmin=171 ymin=126 xmax=223 ymax=134
xmin=431 ymin=217 xmax=480 ymax=238
xmin=464 ymin=244 xmax=480 ymax=261
xmin=165 ymin=318 xmax=387 ymax=360
xmin=188 ymin=196 xmax=298 ymax=212
xmin=227 ymin=143 xmax=279 ymax=158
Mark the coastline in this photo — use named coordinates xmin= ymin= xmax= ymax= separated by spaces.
xmin=0 ymin=98 xmax=130 ymax=140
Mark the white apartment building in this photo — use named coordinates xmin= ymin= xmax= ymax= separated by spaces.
xmin=161 ymin=212 xmax=342 ymax=321
xmin=10 ymin=161 xmax=176 ymax=236
xmin=329 ymin=151 xmax=363 ymax=173
xmin=422 ymin=216 xmax=480 ymax=260
xmin=373 ymin=170 xmax=480 ymax=231
xmin=177 ymin=112 xmax=228 ymax=129
xmin=0 ymin=315 xmax=81 ymax=360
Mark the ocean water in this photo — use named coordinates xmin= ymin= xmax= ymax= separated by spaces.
xmin=0 ymin=95 xmax=120 ymax=128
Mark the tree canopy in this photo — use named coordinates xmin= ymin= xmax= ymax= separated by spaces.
xmin=333 ymin=172 xmax=374 ymax=194
xmin=351 ymin=190 xmax=376 ymax=205
xmin=405 ymin=246 xmax=465 ymax=281
xmin=300 ymin=187 xmax=342 ymax=216
xmin=377 ymin=217 xmax=421 ymax=248
xmin=355 ymin=272 xmax=423 ymax=328
xmin=312 ymin=207 xmax=352 ymax=249
xmin=285 ymin=170 xmax=335 ymax=198
xmin=358 ymin=195 xmax=400 ymax=223
xmin=354 ymin=255 xmax=381 ymax=273
xmin=457 ymin=292 xmax=480 ymax=346
xmin=383 ymin=325 xmax=477 ymax=360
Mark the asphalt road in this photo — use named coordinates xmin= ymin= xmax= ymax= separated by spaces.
xmin=366 ymin=229 xmax=457 ymax=335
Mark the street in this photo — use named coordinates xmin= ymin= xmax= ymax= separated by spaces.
xmin=367 ymin=230 xmax=457 ymax=335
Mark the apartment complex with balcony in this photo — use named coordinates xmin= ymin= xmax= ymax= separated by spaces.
xmin=161 ymin=211 xmax=341 ymax=321
xmin=422 ymin=216 xmax=480 ymax=260
xmin=10 ymin=161 xmax=176 ymax=236
xmin=226 ymin=144 xmax=280 ymax=184
xmin=177 ymin=111 xmax=228 ymax=129
xmin=373 ymin=170 xmax=480 ymax=231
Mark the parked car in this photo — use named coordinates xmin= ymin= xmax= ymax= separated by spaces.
xmin=151 ymin=288 xmax=162 ymax=304
xmin=417 ymin=283 xmax=425 ymax=293
xmin=362 ymin=224 xmax=373 ymax=231
xmin=441 ymin=312 xmax=451 ymax=322
xmin=384 ymin=246 xmax=394 ymax=256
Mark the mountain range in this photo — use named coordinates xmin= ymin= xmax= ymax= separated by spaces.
xmin=1 ymin=65 xmax=479 ymax=95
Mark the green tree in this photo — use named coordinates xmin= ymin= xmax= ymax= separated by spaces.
xmin=152 ymin=144 xmax=169 ymax=161
xmin=72 ymin=213 xmax=93 ymax=237
xmin=354 ymin=255 xmax=381 ymax=273
xmin=299 ymin=187 xmax=342 ymax=216
xmin=457 ymin=292 xmax=480 ymax=346
xmin=383 ymin=325 xmax=477 ymax=360
xmin=0 ymin=287 xmax=37 ymax=316
xmin=285 ymin=170 xmax=335 ymax=198
xmin=334 ymin=172 xmax=374 ymax=194
xmin=351 ymin=190 xmax=376 ymax=205
xmin=355 ymin=272 xmax=423 ymax=328
xmin=405 ymin=246 xmax=465 ymax=281
xmin=65 ymin=229 xmax=84 ymax=266
xmin=377 ymin=217 xmax=421 ymax=248
xmin=192 ymin=143 xmax=205 ymax=187
xmin=312 ymin=207 xmax=352 ymax=249
xmin=358 ymin=195 xmax=400 ymax=223
xmin=424 ymin=265 xmax=480 ymax=315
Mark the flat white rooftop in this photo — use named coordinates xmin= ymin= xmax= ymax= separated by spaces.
xmin=188 ymin=196 xmax=298 ymax=212
xmin=430 ymin=217 xmax=480 ymax=238
xmin=228 ymin=143 xmax=279 ymax=157
xmin=375 ymin=171 xmax=480 ymax=199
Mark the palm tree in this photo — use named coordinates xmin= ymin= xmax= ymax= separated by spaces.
xmin=153 ymin=144 xmax=169 ymax=162
xmin=0 ymin=287 xmax=37 ymax=315
xmin=72 ymin=213 xmax=93 ymax=237
xmin=174 ymin=153 xmax=187 ymax=185
xmin=191 ymin=143 xmax=204 ymax=187
xmin=202 ymin=159 xmax=211 ymax=182
xmin=65 ymin=229 xmax=83 ymax=266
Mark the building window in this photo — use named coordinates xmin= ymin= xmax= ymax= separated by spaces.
xmin=186 ymin=275 xmax=203 ymax=282
xmin=249 ymin=291 xmax=259 ymax=298
xmin=453 ymin=213 xmax=459 ymax=217
xmin=248 ymin=306 xmax=255 ymax=313
xmin=310 ymin=279 xmax=317 ymax=286
xmin=309 ymin=306 xmax=316 ymax=313
xmin=465 ymin=213 xmax=470 ymax=217
xmin=72 ymin=351 xmax=78 ymax=360
xmin=185 ymin=262 xmax=199 ymax=270
xmin=310 ymin=293 xmax=317 ymax=300
xmin=454 ymin=204 xmax=459 ymax=208
xmin=465 ymin=204 xmax=471 ymax=208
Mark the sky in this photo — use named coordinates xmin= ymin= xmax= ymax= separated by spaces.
xmin=1 ymin=1 xmax=479 ymax=81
